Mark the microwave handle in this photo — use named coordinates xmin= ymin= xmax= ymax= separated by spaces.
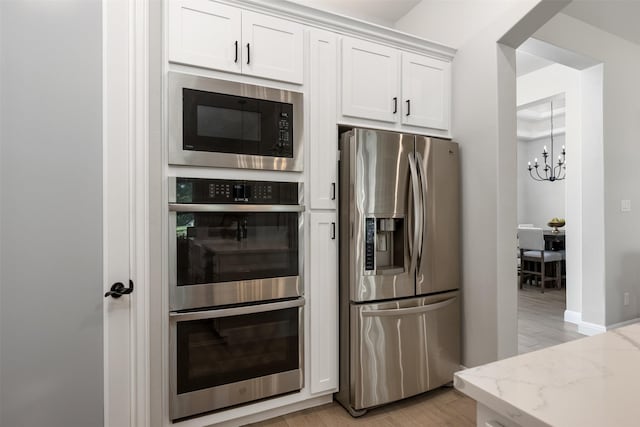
xmin=170 ymin=297 xmax=305 ymax=321
xmin=168 ymin=203 xmax=304 ymax=213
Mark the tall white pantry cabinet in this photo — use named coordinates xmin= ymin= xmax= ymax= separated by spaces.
xmin=166 ymin=0 xmax=455 ymax=422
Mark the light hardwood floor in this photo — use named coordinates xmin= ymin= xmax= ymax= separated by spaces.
xmin=247 ymin=388 xmax=475 ymax=427
xmin=518 ymin=285 xmax=584 ymax=354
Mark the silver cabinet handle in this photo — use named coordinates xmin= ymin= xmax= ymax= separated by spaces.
xmin=361 ymin=297 xmax=456 ymax=317
xmin=169 ymin=203 xmax=305 ymax=213
xmin=170 ymin=297 xmax=305 ymax=321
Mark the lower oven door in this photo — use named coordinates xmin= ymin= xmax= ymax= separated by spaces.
xmin=170 ymin=298 xmax=305 ymax=421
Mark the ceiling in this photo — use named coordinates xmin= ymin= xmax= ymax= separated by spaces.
xmin=287 ymin=0 xmax=421 ymax=27
xmin=516 ymin=50 xmax=554 ymax=77
xmin=561 ymin=0 xmax=640 ymax=45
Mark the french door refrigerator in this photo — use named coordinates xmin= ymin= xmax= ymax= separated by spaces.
xmin=336 ymin=128 xmax=461 ymax=416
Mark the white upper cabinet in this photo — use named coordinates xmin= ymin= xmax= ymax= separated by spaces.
xmin=340 ymin=37 xmax=451 ymax=133
xmin=401 ymin=52 xmax=451 ymax=131
xmin=169 ymin=0 xmax=242 ymax=73
xmin=169 ymin=0 xmax=304 ymax=84
xmin=341 ymin=38 xmax=400 ymax=123
xmin=242 ymin=11 xmax=304 ymax=84
xmin=309 ymin=29 xmax=338 ymax=210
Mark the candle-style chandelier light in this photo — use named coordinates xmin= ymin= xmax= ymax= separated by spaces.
xmin=527 ymin=101 xmax=566 ymax=182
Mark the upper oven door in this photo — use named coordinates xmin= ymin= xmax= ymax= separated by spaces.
xmin=168 ymin=204 xmax=304 ymax=311
xmin=169 ymin=72 xmax=303 ymax=171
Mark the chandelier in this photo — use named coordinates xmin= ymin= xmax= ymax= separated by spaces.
xmin=527 ymin=101 xmax=566 ymax=182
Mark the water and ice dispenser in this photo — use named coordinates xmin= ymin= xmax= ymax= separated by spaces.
xmin=364 ymin=217 xmax=405 ymax=274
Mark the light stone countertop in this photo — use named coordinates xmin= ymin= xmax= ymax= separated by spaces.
xmin=454 ymin=323 xmax=640 ymax=427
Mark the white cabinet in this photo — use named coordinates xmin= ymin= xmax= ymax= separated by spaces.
xmin=169 ymin=0 xmax=242 ymax=74
xmin=402 ymin=52 xmax=451 ymax=131
xmin=308 ymin=212 xmax=338 ymax=394
xmin=169 ymin=0 xmax=304 ymax=84
xmin=242 ymin=11 xmax=304 ymax=84
xmin=309 ymin=29 xmax=338 ymax=210
xmin=340 ymin=37 xmax=451 ymax=132
xmin=341 ymin=38 xmax=399 ymax=123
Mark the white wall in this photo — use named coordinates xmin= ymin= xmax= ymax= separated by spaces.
xmin=517 ymin=63 xmax=582 ymax=317
xmin=395 ymin=0 xmax=529 ymax=49
xmin=0 ymin=1 xmax=104 ymax=425
xmin=518 ymin=135 xmax=567 ymax=227
xmin=534 ymin=13 xmax=640 ymax=327
xmin=396 ymin=0 xmax=569 ymax=366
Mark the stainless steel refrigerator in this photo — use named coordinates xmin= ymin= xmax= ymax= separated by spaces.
xmin=336 ymin=128 xmax=461 ymax=416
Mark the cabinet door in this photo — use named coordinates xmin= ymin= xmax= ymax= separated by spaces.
xmin=169 ymin=0 xmax=242 ymax=73
xmin=341 ymin=38 xmax=400 ymax=123
xmin=401 ymin=52 xmax=451 ymax=130
xmin=241 ymin=11 xmax=304 ymax=84
xmin=308 ymin=213 xmax=338 ymax=394
xmin=309 ymin=30 xmax=338 ymax=210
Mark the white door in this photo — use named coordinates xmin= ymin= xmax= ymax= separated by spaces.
xmin=309 ymin=29 xmax=338 ymax=210
xmin=401 ymin=52 xmax=451 ymax=130
xmin=308 ymin=213 xmax=339 ymax=394
xmin=241 ymin=10 xmax=304 ymax=84
xmin=341 ymin=37 xmax=399 ymax=123
xmin=169 ymin=0 xmax=242 ymax=73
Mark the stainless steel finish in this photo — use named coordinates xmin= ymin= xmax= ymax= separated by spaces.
xmin=168 ymin=201 xmax=304 ymax=311
xmin=415 ymin=137 xmax=460 ymax=295
xmin=415 ymin=151 xmax=428 ymax=263
xmin=339 ymin=128 xmax=415 ymax=302
xmin=168 ymin=71 xmax=304 ymax=171
xmin=350 ymin=291 xmax=460 ymax=410
xmin=169 ymin=297 xmax=304 ymax=320
xmin=407 ymin=152 xmax=422 ymax=278
xmin=171 ymin=276 xmax=301 ymax=311
xmin=169 ymin=299 xmax=305 ymax=420
xmin=360 ymin=297 xmax=455 ymax=317
xmin=168 ymin=203 xmax=305 ymax=213
xmin=337 ymin=128 xmax=461 ymax=415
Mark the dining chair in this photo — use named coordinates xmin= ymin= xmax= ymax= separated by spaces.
xmin=518 ymin=227 xmax=562 ymax=292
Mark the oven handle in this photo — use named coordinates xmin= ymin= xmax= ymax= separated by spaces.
xmin=168 ymin=203 xmax=305 ymax=213
xmin=169 ymin=298 xmax=305 ymax=321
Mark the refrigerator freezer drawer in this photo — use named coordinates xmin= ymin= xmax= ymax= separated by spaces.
xmin=350 ymin=291 xmax=460 ymax=410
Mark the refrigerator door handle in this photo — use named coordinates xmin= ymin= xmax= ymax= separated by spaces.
xmin=407 ymin=153 xmax=422 ymax=277
xmin=361 ymin=297 xmax=456 ymax=317
xmin=415 ymin=151 xmax=428 ymax=263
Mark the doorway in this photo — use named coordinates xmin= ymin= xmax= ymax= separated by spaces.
xmin=515 ymin=39 xmax=603 ymax=353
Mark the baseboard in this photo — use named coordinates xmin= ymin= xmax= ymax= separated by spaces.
xmin=564 ymin=310 xmax=581 ymax=325
xmin=606 ymin=317 xmax=640 ymax=331
xmin=578 ymin=321 xmax=607 ymax=336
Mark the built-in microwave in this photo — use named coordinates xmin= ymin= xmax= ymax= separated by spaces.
xmin=168 ymin=72 xmax=303 ymax=171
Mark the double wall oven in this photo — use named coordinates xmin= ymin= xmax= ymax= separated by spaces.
xmin=168 ymin=177 xmax=305 ymax=420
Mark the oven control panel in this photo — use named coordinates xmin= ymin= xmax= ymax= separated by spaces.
xmin=174 ymin=178 xmax=299 ymax=205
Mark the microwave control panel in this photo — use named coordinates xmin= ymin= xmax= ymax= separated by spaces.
xmin=174 ymin=178 xmax=298 ymax=205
